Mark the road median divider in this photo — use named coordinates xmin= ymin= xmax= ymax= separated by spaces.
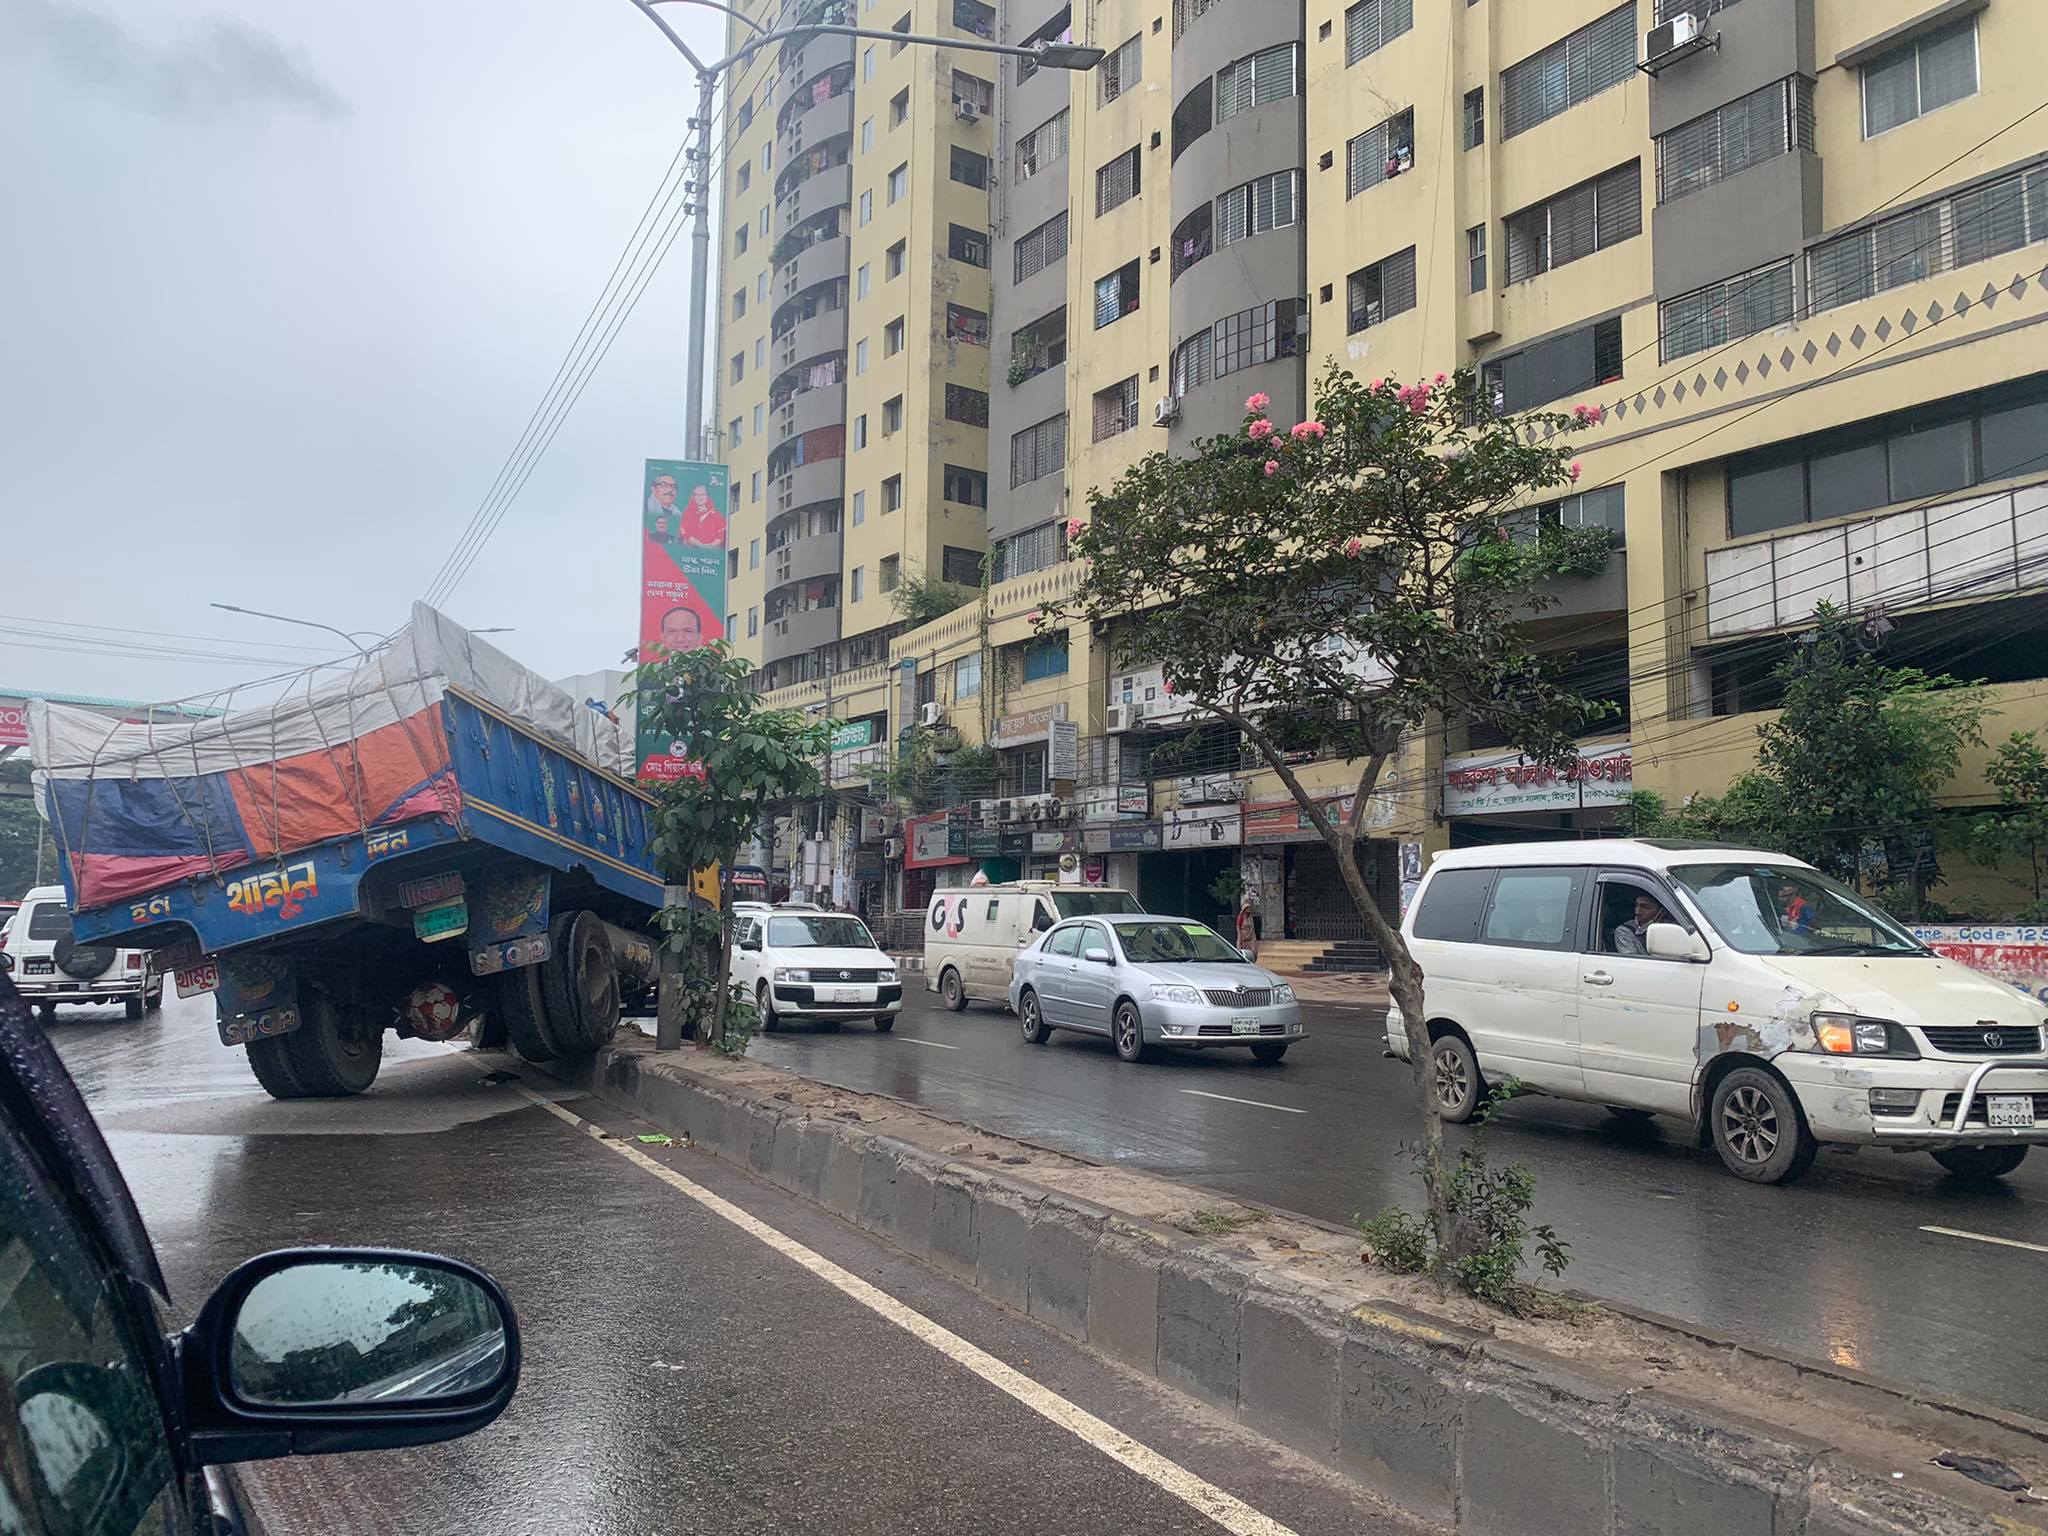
xmin=545 ymin=1034 xmax=2048 ymax=1536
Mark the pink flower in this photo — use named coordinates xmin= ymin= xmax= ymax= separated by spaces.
xmin=1569 ymin=461 xmax=1583 ymax=482
xmin=1162 ymin=678 xmax=1175 ymax=694
xmin=1572 ymin=403 xmax=1607 ymax=425
xmin=1248 ymin=418 xmax=1275 ymax=440
xmin=1026 ymin=609 xmax=1042 ymax=622
xmin=1290 ymin=420 xmax=1326 ymax=441
xmin=1343 ymin=536 xmax=1364 ymax=557
xmin=1065 ymin=516 xmax=1084 ymax=539
xmin=1433 ymin=372 xmax=1447 ymax=387
xmin=1263 ymin=459 xmax=1280 ymax=477
xmin=1368 ymin=378 xmax=1385 ymax=392
xmin=1245 ymin=391 xmax=1271 ymax=414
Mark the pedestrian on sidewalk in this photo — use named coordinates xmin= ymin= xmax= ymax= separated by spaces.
xmin=1236 ymin=894 xmax=1260 ymax=962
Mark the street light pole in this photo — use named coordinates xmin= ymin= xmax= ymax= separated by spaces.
xmin=211 ymin=604 xmax=376 ymax=659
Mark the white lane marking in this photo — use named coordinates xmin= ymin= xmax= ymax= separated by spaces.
xmin=1180 ymin=1089 xmax=1306 ymax=1115
xmin=512 ymin=1084 xmax=1300 ymax=1536
xmin=891 ymin=1035 xmax=960 ymax=1049
xmin=1920 ymin=1224 xmax=2048 ymax=1255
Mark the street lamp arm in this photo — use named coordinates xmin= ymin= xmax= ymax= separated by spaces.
xmin=716 ymin=22 xmax=1098 ymax=73
xmin=647 ymin=0 xmax=767 ymax=39
xmin=210 ymin=603 xmax=375 ymax=660
xmin=628 ymin=0 xmax=712 ymax=74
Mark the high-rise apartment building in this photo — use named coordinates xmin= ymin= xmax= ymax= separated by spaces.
xmin=717 ymin=0 xmax=1000 ymax=691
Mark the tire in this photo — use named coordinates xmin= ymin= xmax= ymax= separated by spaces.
xmin=873 ymin=1014 xmax=895 ymax=1032
xmin=495 ymin=964 xmax=564 ymax=1063
xmin=940 ymin=968 xmax=966 ymax=1012
xmin=1249 ymin=1042 xmax=1289 ymax=1065
xmin=1112 ymin=1000 xmax=1150 ymax=1063
xmin=278 ymin=988 xmax=384 ymax=1096
xmin=245 ymin=1036 xmax=309 ymax=1099
xmin=1018 ymin=988 xmax=1051 ymax=1045
xmin=1709 ymin=1067 xmax=1817 ymax=1184
xmin=123 ymin=997 xmax=143 ymax=1022
xmin=466 ymin=1008 xmax=509 ymax=1049
xmin=540 ymin=911 xmax=620 ymax=1053
xmin=144 ymin=988 xmax=163 ymax=1013
xmin=33 ymin=1003 xmax=54 ymax=1024
xmin=756 ymin=982 xmax=778 ymax=1033
xmin=1428 ymin=1033 xmax=1484 ymax=1124
xmin=52 ymin=936 xmax=114 ymax=981
xmin=1931 ymin=1144 xmax=2031 ymax=1181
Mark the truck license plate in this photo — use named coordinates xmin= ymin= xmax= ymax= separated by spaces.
xmin=1231 ymin=1016 xmax=1260 ymax=1035
xmin=175 ymin=961 xmax=220 ymax=998
xmin=831 ymin=988 xmax=862 ymax=1003
xmin=1987 ymin=1095 xmax=2037 ymax=1129
xmin=23 ymin=959 xmax=53 ymax=975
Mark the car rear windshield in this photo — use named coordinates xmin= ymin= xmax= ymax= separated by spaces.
xmin=1051 ymin=891 xmax=1143 ymax=918
xmin=767 ymin=915 xmax=877 ymax=949
xmin=1668 ymin=863 xmax=1922 ymax=956
xmin=1114 ymin=921 xmax=1243 ymax=964
xmin=25 ymin=905 xmax=70 ymax=942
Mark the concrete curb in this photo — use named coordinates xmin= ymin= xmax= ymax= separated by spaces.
xmin=548 ymin=1044 xmax=2046 ymax=1536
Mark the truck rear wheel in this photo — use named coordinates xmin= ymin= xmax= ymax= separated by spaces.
xmin=495 ymin=964 xmax=563 ymax=1063
xmin=541 ymin=911 xmax=620 ymax=1053
xmin=278 ymin=987 xmax=384 ymax=1096
xmin=245 ymin=1036 xmax=309 ymax=1099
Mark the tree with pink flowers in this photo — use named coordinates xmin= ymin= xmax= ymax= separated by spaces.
xmin=1046 ymin=369 xmax=1606 ymax=1287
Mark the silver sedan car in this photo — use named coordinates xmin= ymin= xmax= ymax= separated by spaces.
xmin=1008 ymin=914 xmax=1306 ymax=1064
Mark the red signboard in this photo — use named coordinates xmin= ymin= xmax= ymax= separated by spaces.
xmin=0 ymin=699 xmax=27 ymax=749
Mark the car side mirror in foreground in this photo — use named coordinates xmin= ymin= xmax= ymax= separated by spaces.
xmin=180 ymin=1249 xmax=519 ymax=1466
xmin=739 ymin=938 xmax=762 ymax=951
xmin=1082 ymin=947 xmax=1112 ymax=964
xmin=1645 ymin=922 xmax=1710 ymax=963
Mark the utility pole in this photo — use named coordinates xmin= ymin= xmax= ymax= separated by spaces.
xmin=685 ymin=68 xmax=716 ymax=459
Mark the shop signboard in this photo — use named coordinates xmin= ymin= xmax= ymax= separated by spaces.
xmin=1031 ymin=830 xmax=1076 ymax=853
xmin=999 ymin=830 xmax=1032 ymax=856
xmin=992 ymin=703 xmax=1066 ymax=747
xmin=1108 ymin=822 xmax=1162 ymax=852
xmin=1243 ymin=795 xmax=1358 ymax=845
xmin=1049 ymin=720 xmax=1080 ymax=783
xmin=1442 ymin=744 xmax=1633 ymax=817
xmin=1164 ymin=805 xmax=1242 ymax=847
xmin=1175 ymin=774 xmax=1247 ymax=806
xmin=905 ymin=810 xmax=968 ymax=867
xmin=830 ymin=719 xmax=875 ymax=750
xmin=0 ymin=698 xmax=27 ymax=749
xmin=1909 ymin=926 xmax=2048 ymax=1001
xmin=966 ymin=830 xmax=1002 ymax=857
xmin=1082 ymin=827 xmax=1111 ymax=852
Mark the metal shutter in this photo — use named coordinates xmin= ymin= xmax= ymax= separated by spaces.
xmin=1345 ymin=0 xmax=1410 ymax=67
xmin=1215 ymin=182 xmax=1249 ymax=244
xmin=1807 ymin=231 xmax=1873 ymax=314
xmin=1382 ymin=246 xmax=1417 ymax=318
xmin=1594 ymin=162 xmax=1640 ymax=249
xmin=1953 ymin=172 xmax=2030 ymax=267
xmin=1096 ymin=148 xmax=1139 ymax=213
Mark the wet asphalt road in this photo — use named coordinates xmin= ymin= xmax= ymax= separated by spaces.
xmin=47 ymin=994 xmax=1431 ymax=1536
xmin=740 ymin=991 xmax=2048 ymax=1420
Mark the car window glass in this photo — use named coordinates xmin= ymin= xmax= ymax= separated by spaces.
xmin=1410 ymin=869 xmax=1493 ymax=942
xmin=1044 ymin=925 xmax=1083 ymax=958
xmin=25 ymin=907 xmax=69 ymax=944
xmin=1481 ymin=870 xmax=1579 ymax=948
xmin=1595 ymin=879 xmax=1675 ymax=955
xmin=1031 ymin=902 xmax=1054 ymax=931
xmin=1076 ymin=923 xmax=1110 ymax=956
xmin=985 ymin=900 xmax=999 ymax=923
xmin=0 ymin=1113 xmax=179 ymax=1536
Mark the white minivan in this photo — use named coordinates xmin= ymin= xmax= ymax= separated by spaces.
xmin=1387 ymin=841 xmax=2048 ymax=1184
xmin=925 ymin=882 xmax=1144 ymax=1010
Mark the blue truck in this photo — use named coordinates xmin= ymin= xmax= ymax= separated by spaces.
xmin=27 ymin=607 xmax=683 ymax=1098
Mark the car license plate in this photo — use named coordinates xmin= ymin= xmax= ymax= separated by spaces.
xmin=175 ymin=960 xmax=220 ymax=998
xmin=831 ymin=987 xmax=862 ymax=1003
xmin=1231 ymin=1016 xmax=1260 ymax=1035
xmin=23 ymin=959 xmax=52 ymax=976
xmin=1987 ymin=1095 xmax=2037 ymax=1129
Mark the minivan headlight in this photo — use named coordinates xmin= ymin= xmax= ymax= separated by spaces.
xmin=1150 ymin=984 xmax=1205 ymax=1006
xmin=1812 ymin=1013 xmax=1919 ymax=1059
xmin=774 ymin=967 xmax=809 ymax=983
xmin=1270 ymin=982 xmax=1296 ymax=1004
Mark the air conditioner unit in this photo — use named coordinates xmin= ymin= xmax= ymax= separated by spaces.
xmin=1152 ymin=396 xmax=1180 ymax=427
xmin=997 ymin=798 xmax=1019 ymax=823
xmin=973 ymin=798 xmax=1000 ymax=821
xmin=1105 ymin=703 xmax=1134 ymax=733
xmin=1642 ymin=11 xmax=1705 ymax=70
xmin=954 ymin=98 xmax=982 ymax=123
xmin=883 ymin=837 xmax=904 ymax=859
xmin=920 ymin=701 xmax=945 ymax=726
xmin=1044 ymin=798 xmax=1065 ymax=821
xmin=1030 ymin=800 xmax=1051 ymax=822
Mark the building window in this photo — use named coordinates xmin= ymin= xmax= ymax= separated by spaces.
xmin=888 ymin=163 xmax=909 ymax=203
xmin=1099 ymin=34 xmax=1141 ymax=104
xmin=1216 ymin=44 xmax=1297 ymax=120
xmin=730 ymin=352 xmax=744 ymax=382
xmin=1095 ymin=146 xmax=1141 ymax=214
xmin=729 ymin=415 xmax=742 ymax=445
xmin=749 ymin=537 xmax=761 ymax=569
xmin=1346 ymin=247 xmax=1417 ymax=334
xmin=858 ymin=189 xmax=872 ymax=226
xmin=1659 ymin=259 xmax=1795 ymax=361
xmin=863 ymin=44 xmax=876 ymax=79
xmin=885 ymin=317 xmax=905 ymax=354
xmin=883 ymin=395 xmax=903 ymax=433
xmin=1501 ymin=3 xmax=1636 ymax=140
xmin=856 ymin=338 xmax=870 ymax=374
xmin=754 ymin=336 xmax=766 ymax=368
xmin=883 ymin=474 xmax=904 ymax=513
xmin=728 ymin=549 xmax=739 ymax=578
xmin=854 ymin=414 xmax=868 ymax=449
xmin=1170 ymin=77 xmax=1212 ymax=162
xmin=1807 ymin=162 xmax=2048 ymax=316
xmin=955 ymin=653 xmax=983 ymax=699
xmin=880 ymin=554 xmax=901 ymax=591
xmin=759 ymin=205 xmax=770 ymax=236
xmin=943 ymin=465 xmax=988 ymax=506
xmin=733 ymin=288 xmax=747 ymax=319
xmin=1010 ymin=308 xmax=1067 ymax=381
xmin=1540 ymin=484 xmax=1627 ymax=548
xmin=1170 ymin=204 xmax=1213 ymax=280
xmin=1018 ymin=4 xmax=1075 ymax=80
xmin=992 ymin=521 xmax=1063 ymax=580
xmin=942 ymin=545 xmax=983 ymax=584
xmin=1481 ymin=315 xmax=1624 ymax=414
xmin=1172 ymin=0 xmax=1219 ymax=41
xmin=1725 ymin=374 xmax=2048 ymax=538
xmin=753 ymin=402 xmax=764 ymax=434
xmin=1023 ymin=634 xmax=1070 ymax=680
xmin=861 ymin=116 xmax=874 ymax=152
xmin=1170 ymin=329 xmax=1212 ymax=396
xmin=735 ymin=224 xmax=749 ymax=255
xmin=853 ymin=490 xmax=866 ymax=525
xmin=1092 ymin=375 xmax=1141 ymax=441
xmin=890 ymin=11 xmax=910 ymax=51
xmin=946 ymin=304 xmax=989 ymax=346
xmin=1093 ymin=260 xmax=1141 ymax=328
xmin=1010 ymin=414 xmax=1066 ymax=487
xmin=1214 ymin=297 xmax=1301 ymax=376
xmin=891 ymin=88 xmax=909 ymax=126
xmin=1014 ymin=211 xmax=1068 ymax=283
xmin=736 ymin=100 xmax=753 ymax=135
xmin=1018 ymin=111 xmax=1069 ymax=180
xmin=1467 ymin=224 xmax=1488 ymax=292
xmin=948 ymin=224 xmax=990 ymax=267
xmin=1344 ymin=0 xmax=1412 ymax=67
xmin=1215 ymin=170 xmax=1298 ymax=246
xmin=1345 ymin=107 xmax=1414 ymax=198
xmin=952 ymin=69 xmax=994 ymax=112
xmin=1504 ymin=161 xmax=1641 ymax=283
xmin=751 ymin=470 xmax=762 ymax=501
xmin=887 ymin=240 xmax=907 ymax=278
xmin=1658 ymin=76 xmax=1814 ymax=204
xmin=1862 ymin=16 xmax=1977 ymax=138
xmin=757 ymin=271 xmax=770 ymax=302
xmin=851 ymin=565 xmax=864 ymax=603
xmin=857 ymin=262 xmax=871 ymax=299
xmin=748 ymin=606 xmax=759 ymax=637
xmin=944 ymin=384 xmax=989 ymax=425
xmin=1463 ymin=86 xmax=1484 ymax=149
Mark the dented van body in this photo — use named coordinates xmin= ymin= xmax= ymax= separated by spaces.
xmin=1385 ymin=840 xmax=2048 ymax=1184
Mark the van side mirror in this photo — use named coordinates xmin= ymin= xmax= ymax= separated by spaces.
xmin=739 ymin=937 xmax=762 ymax=952
xmin=1645 ymin=922 xmax=1708 ymax=962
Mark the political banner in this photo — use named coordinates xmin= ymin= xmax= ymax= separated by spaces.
xmin=636 ymin=458 xmax=730 ymax=781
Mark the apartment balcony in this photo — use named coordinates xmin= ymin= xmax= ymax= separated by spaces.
xmin=780 ymin=31 xmax=854 ymax=104
xmin=773 ymin=456 xmax=846 ymax=517
xmin=765 ymin=528 xmax=844 ymax=591
xmin=773 ymin=382 xmax=846 ymax=447
xmin=779 ymin=163 xmax=853 ymax=237
xmin=779 ymin=233 xmax=849 ymax=302
xmin=775 ymin=307 xmax=850 ymax=375
xmin=780 ymin=90 xmax=853 ymax=163
xmin=762 ymin=602 xmax=842 ymax=664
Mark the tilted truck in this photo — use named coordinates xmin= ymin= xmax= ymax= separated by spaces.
xmin=26 ymin=604 xmax=697 ymax=1099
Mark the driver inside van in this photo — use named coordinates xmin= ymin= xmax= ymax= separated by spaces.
xmin=1612 ymin=892 xmax=1670 ymax=956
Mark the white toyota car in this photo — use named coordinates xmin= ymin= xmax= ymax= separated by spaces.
xmin=730 ymin=909 xmax=902 ymax=1032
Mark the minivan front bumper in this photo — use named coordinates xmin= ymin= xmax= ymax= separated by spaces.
xmin=1781 ymin=1054 xmax=2048 ymax=1147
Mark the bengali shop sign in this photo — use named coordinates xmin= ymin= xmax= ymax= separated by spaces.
xmin=635 ymin=457 xmax=729 ymax=782
xmin=1442 ymin=744 xmax=1633 ymax=817
xmin=0 ymin=699 xmax=26 ymax=749
xmin=1910 ymin=925 xmax=2048 ymax=1001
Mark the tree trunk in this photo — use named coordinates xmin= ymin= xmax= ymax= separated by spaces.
xmin=711 ymin=873 xmax=734 ymax=1045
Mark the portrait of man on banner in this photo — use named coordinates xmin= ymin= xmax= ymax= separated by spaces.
xmin=636 ymin=457 xmax=730 ymax=781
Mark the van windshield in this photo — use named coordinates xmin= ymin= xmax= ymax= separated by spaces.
xmin=767 ymin=915 xmax=877 ymax=950
xmin=1667 ymin=864 xmax=1922 ymax=957
xmin=1051 ymin=891 xmax=1142 ymax=918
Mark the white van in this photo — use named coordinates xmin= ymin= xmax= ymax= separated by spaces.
xmin=1387 ymin=841 xmax=2048 ymax=1184
xmin=0 ymin=886 xmax=164 ymax=1021
xmin=925 ymin=882 xmax=1144 ymax=1010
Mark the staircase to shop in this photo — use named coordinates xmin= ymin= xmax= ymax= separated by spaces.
xmin=1258 ymin=938 xmax=1385 ymax=975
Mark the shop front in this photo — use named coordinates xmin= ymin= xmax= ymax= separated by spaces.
xmin=1442 ymin=742 xmax=1633 ymax=846
xmin=1141 ymin=804 xmax=1242 ymax=927
xmin=1242 ymin=791 xmax=1401 ymax=941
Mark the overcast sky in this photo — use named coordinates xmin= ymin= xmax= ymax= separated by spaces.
xmin=0 ymin=0 xmax=726 ymax=703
